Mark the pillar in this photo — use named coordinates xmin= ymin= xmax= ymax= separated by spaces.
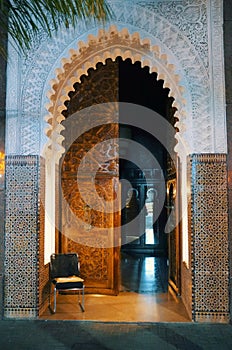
xmin=188 ymin=154 xmax=229 ymax=323
xmin=4 ymin=155 xmax=49 ymax=318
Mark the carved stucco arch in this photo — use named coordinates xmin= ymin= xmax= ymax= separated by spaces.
xmin=44 ymin=25 xmax=190 ymax=161
xmin=15 ymin=1 xmax=223 ymax=158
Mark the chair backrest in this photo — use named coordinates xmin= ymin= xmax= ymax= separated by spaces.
xmin=50 ymin=253 xmax=80 ymax=279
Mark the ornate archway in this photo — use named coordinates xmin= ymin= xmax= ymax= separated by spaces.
xmin=57 ymin=55 xmax=180 ymax=295
xmin=39 ymin=24 xmax=190 ymax=311
xmin=44 ymin=26 xmax=188 ymax=159
xmin=3 ymin=1 xmax=229 ymax=322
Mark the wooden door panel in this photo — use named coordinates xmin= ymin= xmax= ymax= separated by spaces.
xmin=61 ymin=124 xmax=120 ymax=295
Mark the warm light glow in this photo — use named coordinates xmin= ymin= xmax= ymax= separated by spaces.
xmin=181 ymin=157 xmax=189 ymax=266
xmin=44 ymin=161 xmax=56 ymax=264
xmin=0 ymin=151 xmax=5 ymax=178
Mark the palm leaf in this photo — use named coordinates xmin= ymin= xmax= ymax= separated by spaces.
xmin=0 ymin=0 xmax=112 ymax=57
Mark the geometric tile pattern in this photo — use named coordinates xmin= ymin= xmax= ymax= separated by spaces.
xmin=224 ymin=1 xmax=232 ymax=324
xmin=188 ymin=154 xmax=230 ymax=323
xmin=0 ymin=188 xmax=5 ymax=318
xmin=4 ymin=155 xmax=42 ymax=318
xmin=227 ymin=123 xmax=232 ymax=322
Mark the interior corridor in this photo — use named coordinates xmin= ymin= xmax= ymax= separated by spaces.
xmin=41 ymin=255 xmax=190 ymax=322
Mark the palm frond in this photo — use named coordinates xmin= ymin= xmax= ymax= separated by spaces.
xmin=0 ymin=0 xmax=112 ymax=57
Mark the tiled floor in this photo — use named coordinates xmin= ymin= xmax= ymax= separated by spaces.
xmin=41 ymin=290 xmax=190 ymax=322
xmin=41 ymin=254 xmax=190 ymax=322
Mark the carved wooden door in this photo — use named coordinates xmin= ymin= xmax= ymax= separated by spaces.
xmin=60 ymin=122 xmax=120 ymax=295
xmin=59 ymin=59 xmax=120 ymax=295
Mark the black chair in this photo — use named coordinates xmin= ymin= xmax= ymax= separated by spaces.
xmin=50 ymin=253 xmax=85 ymax=313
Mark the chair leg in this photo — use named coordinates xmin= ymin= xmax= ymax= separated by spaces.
xmin=53 ymin=287 xmax=57 ymax=313
xmin=49 ymin=285 xmax=57 ymax=314
xmin=82 ymin=286 xmax=85 ymax=312
xmin=49 ymin=284 xmax=51 ymax=309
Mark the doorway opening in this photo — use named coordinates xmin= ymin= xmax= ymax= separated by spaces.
xmin=40 ymin=56 xmax=190 ymax=321
xmin=59 ymin=56 xmax=180 ymax=300
xmin=118 ymin=58 xmax=176 ymax=294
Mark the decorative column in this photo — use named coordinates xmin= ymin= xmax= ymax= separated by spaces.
xmin=4 ymin=155 xmax=47 ymax=318
xmin=224 ymin=0 xmax=232 ymax=324
xmin=188 ymin=154 xmax=230 ymax=323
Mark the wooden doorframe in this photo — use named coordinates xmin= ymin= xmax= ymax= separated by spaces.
xmin=166 ymin=172 xmax=181 ymax=295
xmin=113 ymin=180 xmax=121 ymax=294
